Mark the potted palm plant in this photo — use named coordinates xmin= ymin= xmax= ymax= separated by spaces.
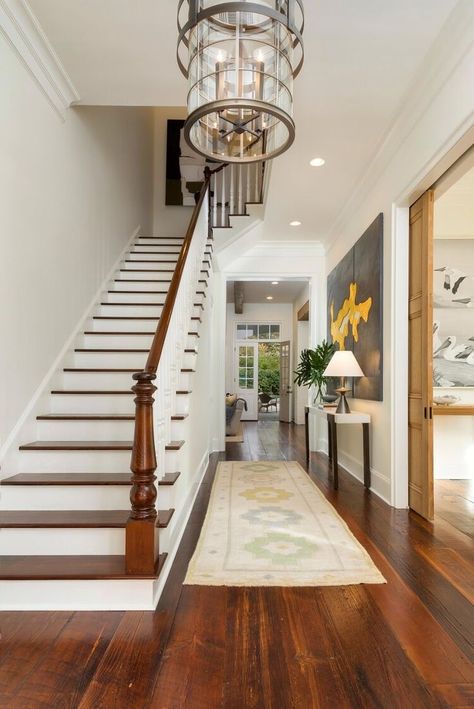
xmin=294 ymin=340 xmax=337 ymax=404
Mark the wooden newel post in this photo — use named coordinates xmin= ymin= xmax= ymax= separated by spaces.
xmin=126 ymin=370 xmax=158 ymax=575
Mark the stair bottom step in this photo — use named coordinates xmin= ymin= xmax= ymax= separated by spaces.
xmin=0 ymin=553 xmax=167 ymax=580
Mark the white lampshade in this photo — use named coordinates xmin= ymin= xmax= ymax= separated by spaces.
xmin=323 ymin=350 xmax=364 ymax=378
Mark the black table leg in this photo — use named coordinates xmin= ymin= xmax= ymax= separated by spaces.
xmin=305 ymin=406 xmax=309 ymax=468
xmin=327 ymin=421 xmax=332 ymax=463
xmin=328 ymin=414 xmax=338 ymax=490
xmin=362 ymin=422 xmax=371 ymax=489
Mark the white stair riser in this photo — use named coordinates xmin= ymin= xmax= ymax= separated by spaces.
xmin=135 ymin=238 xmax=184 ymax=246
xmin=183 ymin=351 xmax=198 ymax=369
xmin=127 ymin=252 xmax=179 ymax=262
xmin=37 ymin=419 xmax=135 ymax=441
xmin=175 ymin=394 xmax=191 ymax=415
xmin=121 ymin=261 xmax=175 ymax=272
xmin=130 ymin=245 xmax=181 ymax=254
xmin=0 ymin=528 xmax=126 ymax=555
xmin=81 ymin=333 xmax=154 ymax=349
xmin=116 ymin=272 xmax=173 ymax=281
xmin=179 ymin=372 xmax=193 ymax=390
xmin=110 ymin=281 xmax=171 ymax=292
xmin=171 ymin=419 xmax=188 ymax=440
xmin=50 ymin=393 xmax=134 ymax=414
xmin=73 ymin=351 xmax=148 ymax=368
xmin=89 ymin=317 xmax=160 ymax=332
xmin=18 ymin=450 xmax=133 ymax=473
xmin=17 ymin=449 xmax=179 ymax=473
xmin=62 ymin=371 xmax=136 ymax=389
xmin=0 ymin=484 xmax=173 ymax=510
xmin=0 ymin=579 xmax=159 ymax=611
xmin=96 ymin=304 xmax=163 ymax=317
xmin=106 ymin=291 xmax=167 ymax=304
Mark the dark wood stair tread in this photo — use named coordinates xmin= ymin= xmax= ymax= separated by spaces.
xmin=19 ymin=440 xmax=184 ymax=452
xmin=125 ymin=259 xmax=178 ymax=263
xmin=2 ymin=472 xmax=181 ymax=486
xmin=0 ymin=509 xmax=174 ymax=528
xmin=0 ymin=553 xmax=167 ymax=580
xmin=51 ymin=390 xmax=133 ymax=395
xmin=37 ymin=414 xmax=135 ymax=421
xmin=100 ymin=303 xmax=165 ymax=306
xmin=64 ymin=368 xmax=138 ymax=373
xmin=115 ymin=279 xmax=172 ymax=283
xmin=20 ymin=440 xmax=134 ymax=451
xmin=75 ymin=349 xmax=149 ymax=353
xmin=108 ymin=290 xmax=168 ymax=294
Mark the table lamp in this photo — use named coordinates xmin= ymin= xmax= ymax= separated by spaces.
xmin=323 ymin=351 xmax=364 ymax=414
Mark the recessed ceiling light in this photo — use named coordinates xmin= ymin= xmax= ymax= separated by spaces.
xmin=271 ymin=281 xmax=279 ymax=285
xmin=266 ymin=296 xmax=273 ymax=300
xmin=310 ymin=157 xmax=325 ymax=167
xmin=290 ymin=220 xmax=301 ymax=227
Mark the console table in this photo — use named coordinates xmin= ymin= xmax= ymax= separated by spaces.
xmin=305 ymin=406 xmax=371 ymax=490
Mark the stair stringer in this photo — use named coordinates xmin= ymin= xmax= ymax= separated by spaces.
xmin=213 ymin=205 xmax=264 ymax=271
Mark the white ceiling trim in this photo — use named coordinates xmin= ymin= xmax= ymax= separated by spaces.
xmin=0 ymin=0 xmax=79 ymax=119
xmin=325 ymin=0 xmax=474 ymax=254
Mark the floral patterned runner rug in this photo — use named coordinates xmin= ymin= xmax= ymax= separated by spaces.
xmin=184 ymin=461 xmax=385 ymax=587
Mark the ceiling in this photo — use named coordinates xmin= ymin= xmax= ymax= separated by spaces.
xmin=435 ymin=165 xmax=474 ymax=238
xmin=226 ymin=280 xmax=308 ymax=304
xmin=28 ymin=0 xmax=459 ymax=245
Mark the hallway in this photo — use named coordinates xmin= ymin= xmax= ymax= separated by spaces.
xmin=0 ymin=421 xmax=472 ymax=708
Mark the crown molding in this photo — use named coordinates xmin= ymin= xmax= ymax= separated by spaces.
xmin=0 ymin=0 xmax=80 ymax=118
xmin=325 ymin=0 xmax=474 ymax=252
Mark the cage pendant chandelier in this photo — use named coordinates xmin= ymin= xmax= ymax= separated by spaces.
xmin=177 ymin=0 xmax=304 ymax=163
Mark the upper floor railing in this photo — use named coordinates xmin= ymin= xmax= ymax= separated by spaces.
xmin=209 ymin=161 xmax=266 ymax=227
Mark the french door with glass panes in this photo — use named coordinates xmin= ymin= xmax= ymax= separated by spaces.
xmin=234 ymin=342 xmax=258 ymax=420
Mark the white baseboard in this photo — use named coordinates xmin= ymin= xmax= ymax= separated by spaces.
xmin=316 ymin=444 xmax=391 ymax=505
xmin=0 ymin=225 xmax=141 ymax=473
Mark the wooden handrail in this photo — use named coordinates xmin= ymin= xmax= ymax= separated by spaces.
xmin=144 ymin=174 xmax=211 ymax=374
xmin=125 ymin=170 xmax=214 ymax=575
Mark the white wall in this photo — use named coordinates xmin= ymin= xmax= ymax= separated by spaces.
xmin=319 ymin=3 xmax=474 ymax=505
xmin=0 ymin=32 xmax=154 ymax=450
xmin=153 ymin=106 xmax=195 ymax=238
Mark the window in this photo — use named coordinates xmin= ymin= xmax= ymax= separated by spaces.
xmin=238 ymin=345 xmax=255 ymax=389
xmin=236 ymin=323 xmax=280 ymax=341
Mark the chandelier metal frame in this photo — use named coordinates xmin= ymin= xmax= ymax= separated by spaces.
xmin=177 ymin=0 xmax=305 ymax=163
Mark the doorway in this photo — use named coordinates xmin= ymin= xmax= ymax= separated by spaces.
xmin=226 ymin=279 xmax=309 ymax=424
xmin=408 ymin=150 xmax=474 ymax=525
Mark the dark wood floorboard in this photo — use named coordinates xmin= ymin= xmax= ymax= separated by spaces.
xmin=0 ymin=420 xmax=472 ymax=708
xmin=435 ymin=480 xmax=474 ymax=539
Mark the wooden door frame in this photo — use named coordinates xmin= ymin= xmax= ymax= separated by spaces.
xmin=391 ymin=140 xmax=474 ymax=510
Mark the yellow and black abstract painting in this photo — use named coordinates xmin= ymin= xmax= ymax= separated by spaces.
xmin=327 ymin=214 xmax=383 ymax=401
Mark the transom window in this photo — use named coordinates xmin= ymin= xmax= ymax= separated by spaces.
xmin=236 ymin=323 xmax=281 ymax=341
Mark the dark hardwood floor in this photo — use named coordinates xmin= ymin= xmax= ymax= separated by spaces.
xmin=435 ymin=479 xmax=474 ymax=539
xmin=0 ymin=420 xmax=472 ymax=708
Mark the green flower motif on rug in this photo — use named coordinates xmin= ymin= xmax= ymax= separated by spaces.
xmin=239 ymin=463 xmax=280 ymax=473
xmin=245 ymin=532 xmax=318 ymax=566
xmin=241 ymin=506 xmax=303 ymax=527
xmin=239 ymin=487 xmax=293 ymax=503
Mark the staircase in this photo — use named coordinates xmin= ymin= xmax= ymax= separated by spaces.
xmin=0 ymin=183 xmax=213 ymax=609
